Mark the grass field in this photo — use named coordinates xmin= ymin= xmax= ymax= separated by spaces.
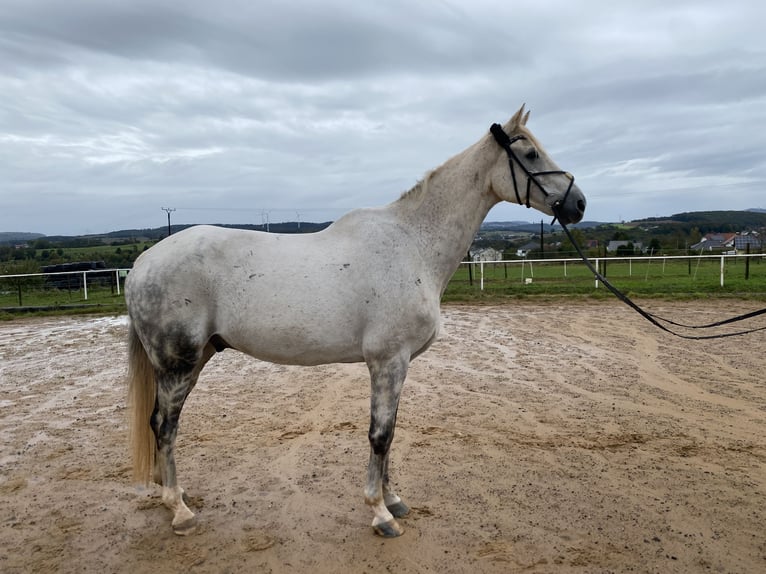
xmin=1 ymin=255 xmax=765 ymax=318
xmin=443 ymin=255 xmax=766 ymax=301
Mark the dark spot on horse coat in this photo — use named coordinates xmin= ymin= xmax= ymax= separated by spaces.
xmin=145 ymin=322 xmax=201 ymax=375
xmin=369 ymin=422 xmax=395 ymax=455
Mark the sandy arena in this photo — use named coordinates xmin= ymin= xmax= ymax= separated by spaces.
xmin=1 ymin=300 xmax=765 ymax=573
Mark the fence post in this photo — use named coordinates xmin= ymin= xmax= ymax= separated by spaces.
xmin=594 ymin=258 xmax=600 ymax=288
xmin=746 ymin=244 xmax=750 ymax=279
xmin=720 ymin=255 xmax=725 ymax=287
xmin=83 ymin=271 xmax=88 ymax=300
xmin=480 ymin=261 xmax=484 ymax=291
xmin=115 ymin=270 xmax=121 ymax=295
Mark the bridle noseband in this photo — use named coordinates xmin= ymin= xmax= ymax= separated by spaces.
xmin=490 ymin=123 xmax=575 ymax=225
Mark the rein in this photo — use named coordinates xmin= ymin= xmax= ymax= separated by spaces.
xmin=557 ymin=222 xmax=766 ymax=339
xmin=490 ymin=123 xmax=766 ymax=340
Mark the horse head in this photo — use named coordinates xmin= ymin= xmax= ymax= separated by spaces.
xmin=489 ymin=105 xmax=586 ymax=225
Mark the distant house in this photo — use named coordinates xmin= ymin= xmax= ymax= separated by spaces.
xmin=690 ymin=233 xmax=736 ymax=252
xmin=734 ymin=232 xmax=762 ymax=251
xmin=515 ymin=241 xmax=540 ymax=258
xmin=471 ymin=247 xmax=504 ymax=262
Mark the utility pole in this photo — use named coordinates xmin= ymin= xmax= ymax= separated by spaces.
xmin=261 ymin=210 xmax=270 ymax=232
xmin=161 ymin=207 xmax=176 ymax=237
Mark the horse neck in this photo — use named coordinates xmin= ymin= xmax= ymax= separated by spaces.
xmin=391 ymin=138 xmax=500 ymax=291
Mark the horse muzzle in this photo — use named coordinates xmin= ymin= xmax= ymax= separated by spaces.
xmin=551 ymin=184 xmax=586 ymax=225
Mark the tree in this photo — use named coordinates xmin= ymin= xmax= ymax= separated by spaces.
xmin=612 ymin=230 xmax=630 ymax=241
xmin=616 ymin=243 xmax=635 ymax=257
xmin=0 ymin=259 xmax=42 ymax=306
xmin=559 ymin=228 xmax=585 ymax=255
xmin=689 ymin=227 xmax=702 ymax=246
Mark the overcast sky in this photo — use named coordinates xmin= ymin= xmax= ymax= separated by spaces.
xmin=2 ymin=0 xmax=765 ymax=236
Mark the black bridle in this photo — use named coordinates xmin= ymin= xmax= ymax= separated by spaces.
xmin=490 ymin=122 xmax=766 ymax=339
xmin=490 ymin=123 xmax=575 ymax=225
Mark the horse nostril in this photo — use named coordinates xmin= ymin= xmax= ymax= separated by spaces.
xmin=577 ymin=199 xmax=586 ymax=213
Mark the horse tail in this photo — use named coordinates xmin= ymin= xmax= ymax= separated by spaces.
xmin=127 ymin=322 xmax=156 ymax=485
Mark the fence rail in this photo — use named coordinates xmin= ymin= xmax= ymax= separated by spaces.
xmin=0 ymin=268 xmax=130 ymax=309
xmin=455 ymin=253 xmax=765 ymax=293
xmin=1 ymin=253 xmax=765 ymax=309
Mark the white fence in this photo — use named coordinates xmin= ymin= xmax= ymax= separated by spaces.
xmin=0 ymin=253 xmax=764 ymax=305
xmin=0 ymin=268 xmax=130 ymax=302
xmin=460 ymin=253 xmax=765 ymax=290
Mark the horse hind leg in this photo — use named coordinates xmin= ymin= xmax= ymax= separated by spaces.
xmin=150 ymin=369 xmax=197 ymax=535
xmin=151 ymin=344 xmax=215 ymax=535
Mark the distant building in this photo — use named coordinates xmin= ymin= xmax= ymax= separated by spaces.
xmin=690 ymin=233 xmax=736 ymax=252
xmin=733 ymin=232 xmax=762 ymax=251
xmin=516 ymin=241 xmax=540 ymax=258
xmin=471 ymin=247 xmax=504 ymax=262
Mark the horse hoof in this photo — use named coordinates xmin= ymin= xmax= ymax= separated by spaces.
xmin=373 ymin=519 xmax=404 ymax=538
xmin=172 ymin=516 xmax=198 ymax=536
xmin=386 ymin=501 xmax=410 ymax=518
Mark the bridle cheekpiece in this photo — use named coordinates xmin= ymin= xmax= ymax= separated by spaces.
xmin=490 ymin=123 xmax=575 ymax=225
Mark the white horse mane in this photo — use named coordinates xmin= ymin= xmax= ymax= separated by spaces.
xmin=397 ymin=105 xmax=540 ymax=209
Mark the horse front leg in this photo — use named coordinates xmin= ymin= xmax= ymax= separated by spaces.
xmin=365 ymin=353 xmax=409 ymax=537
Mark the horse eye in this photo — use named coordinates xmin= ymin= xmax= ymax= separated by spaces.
xmin=525 ymin=148 xmax=539 ymax=161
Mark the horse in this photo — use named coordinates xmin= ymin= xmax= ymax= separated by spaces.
xmin=125 ymin=105 xmax=586 ymax=537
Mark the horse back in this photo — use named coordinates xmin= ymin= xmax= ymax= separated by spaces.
xmin=126 ymin=220 xmax=441 ymax=366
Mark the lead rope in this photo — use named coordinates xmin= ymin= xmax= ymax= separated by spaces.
xmin=557 ymin=219 xmax=766 ymax=339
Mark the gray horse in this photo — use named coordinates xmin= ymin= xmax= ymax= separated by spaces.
xmin=125 ymin=105 xmax=586 ymax=537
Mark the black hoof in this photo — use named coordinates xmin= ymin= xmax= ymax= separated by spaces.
xmin=373 ymin=519 xmax=404 ymax=538
xmin=386 ymin=501 xmax=410 ymax=518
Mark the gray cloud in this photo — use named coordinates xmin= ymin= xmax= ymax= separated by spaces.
xmin=1 ymin=0 xmax=765 ymax=234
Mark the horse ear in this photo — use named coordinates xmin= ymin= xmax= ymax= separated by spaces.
xmin=522 ymin=109 xmax=531 ymax=126
xmin=509 ymin=104 xmax=527 ymax=127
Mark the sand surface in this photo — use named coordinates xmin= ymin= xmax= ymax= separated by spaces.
xmin=1 ymin=300 xmax=765 ymax=573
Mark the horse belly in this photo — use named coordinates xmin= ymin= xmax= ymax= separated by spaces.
xmin=226 ymin=320 xmax=365 ymax=366
xmin=219 ymin=288 xmax=369 ymax=366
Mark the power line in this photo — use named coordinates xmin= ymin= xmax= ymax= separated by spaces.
xmin=173 ymin=206 xmax=358 ymax=213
